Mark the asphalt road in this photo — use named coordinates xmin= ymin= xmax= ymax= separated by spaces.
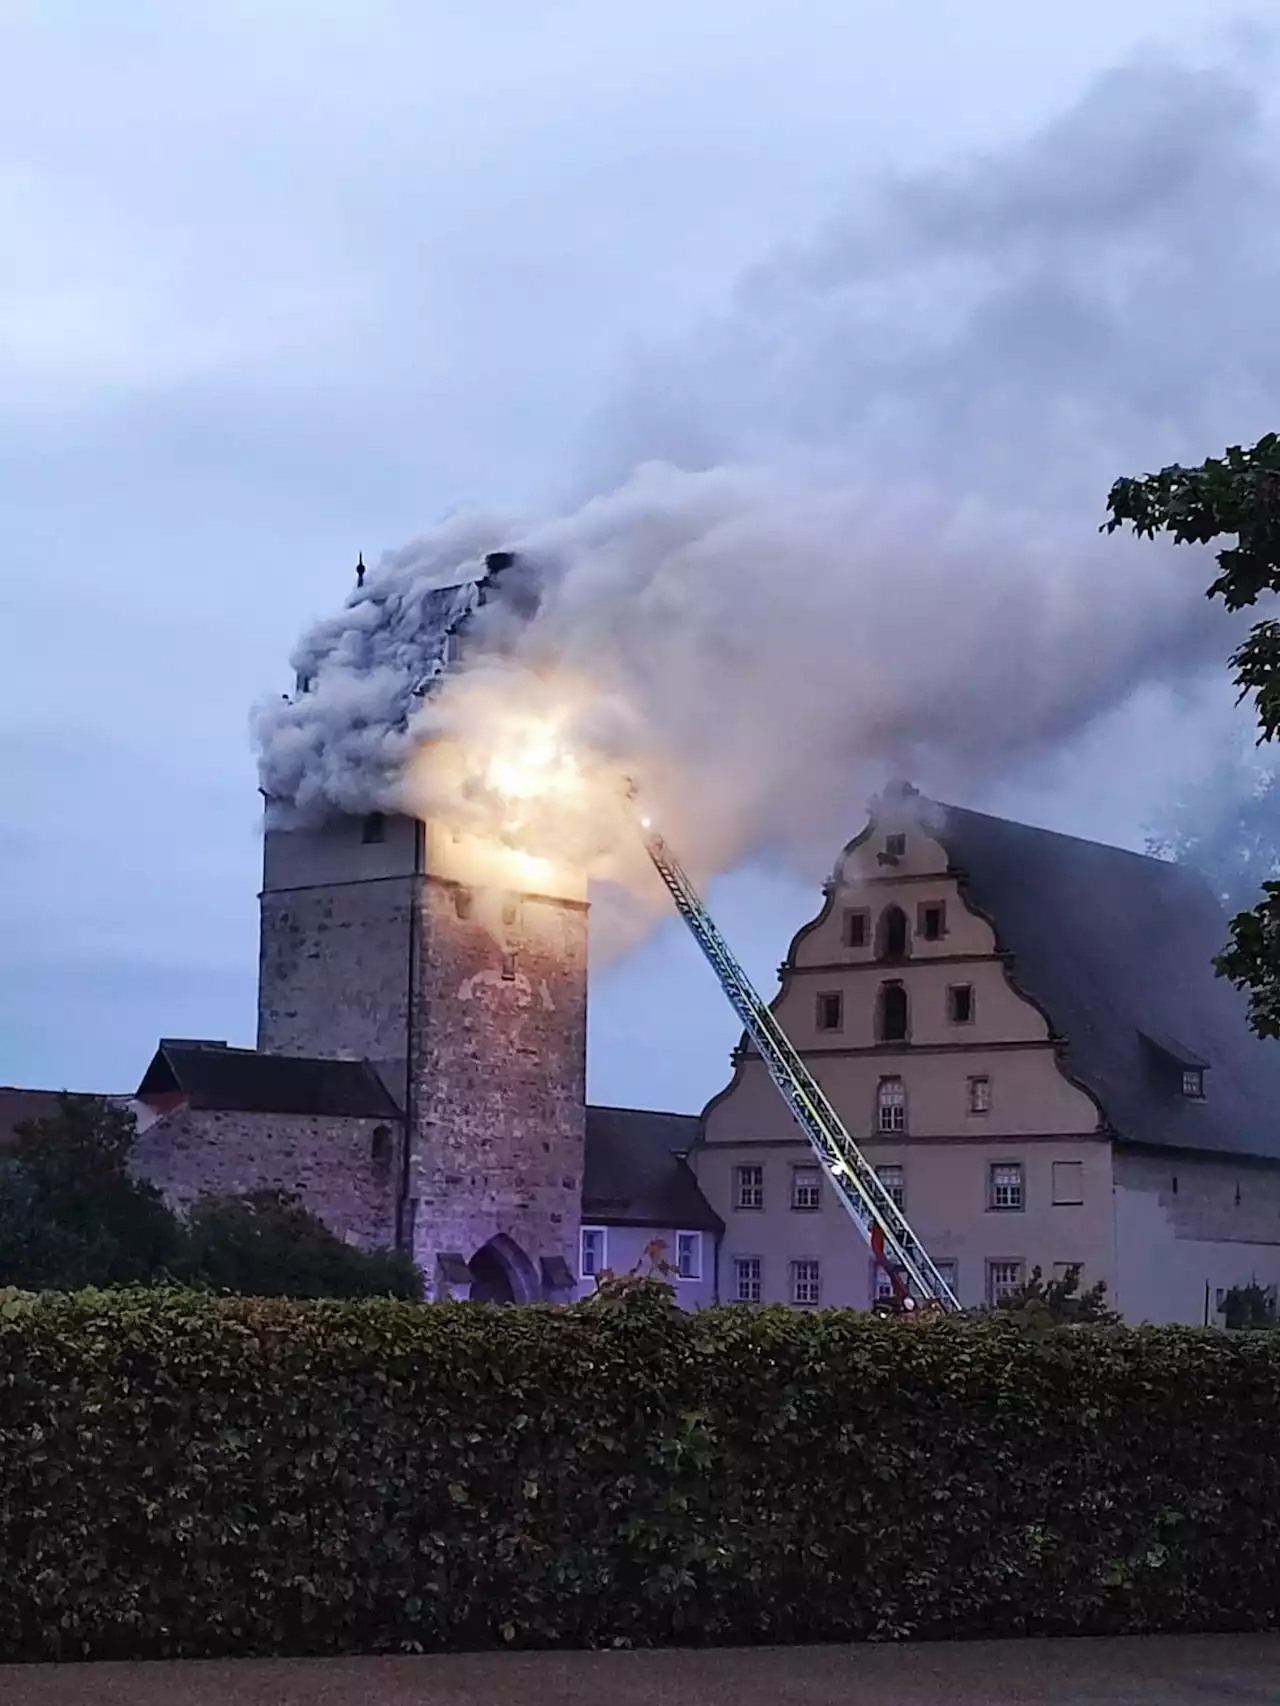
xmin=2 ymin=1637 xmax=1277 ymax=1705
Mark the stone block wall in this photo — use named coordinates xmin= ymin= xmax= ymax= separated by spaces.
xmin=130 ymin=1105 xmax=402 ymax=1250
xmin=408 ymin=877 xmax=588 ymax=1294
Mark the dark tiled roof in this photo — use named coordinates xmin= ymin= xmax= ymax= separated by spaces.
xmin=583 ymin=1106 xmax=722 ymax=1231
xmin=932 ymin=800 xmax=1280 ymax=1162
xmin=138 ymin=1044 xmax=402 ymax=1121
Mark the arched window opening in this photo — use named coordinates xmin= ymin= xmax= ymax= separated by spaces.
xmin=877 ymin=982 xmax=909 ymax=1043
xmin=877 ymin=904 xmax=909 ymax=961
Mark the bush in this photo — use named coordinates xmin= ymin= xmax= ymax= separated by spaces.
xmin=0 ymin=1290 xmax=1278 ymax=1661
xmin=186 ymin=1190 xmax=423 ymax=1302
xmin=1 ymin=1098 xmax=417 ymax=1301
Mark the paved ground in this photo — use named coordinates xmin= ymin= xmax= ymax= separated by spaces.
xmin=2 ymin=1637 xmax=1276 ymax=1705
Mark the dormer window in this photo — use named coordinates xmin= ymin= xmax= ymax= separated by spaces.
xmin=1181 ymin=1068 xmax=1205 ymax=1099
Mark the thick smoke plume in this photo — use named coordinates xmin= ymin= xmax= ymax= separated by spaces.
xmin=254 ymin=53 xmax=1280 ymax=929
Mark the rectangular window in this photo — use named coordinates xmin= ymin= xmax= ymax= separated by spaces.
xmin=790 ymin=1259 xmax=821 ymax=1306
xmin=361 ymin=811 xmax=386 ymax=844
xmin=843 ymin=908 xmax=869 ymax=948
xmin=948 ymin=985 xmax=974 ymax=1024
xmin=501 ymin=952 xmax=517 ymax=981
xmin=988 ymin=1161 xmax=1024 ymax=1211
xmin=1182 ymin=1068 xmax=1205 ymax=1098
xmin=580 ymin=1226 xmax=607 ymax=1279
xmin=816 ymin=991 xmax=843 ymax=1031
xmin=884 ymin=833 xmax=906 ymax=857
xmin=873 ymin=1263 xmax=901 ymax=1303
xmin=968 ymin=1074 xmax=992 ymax=1114
xmin=987 ymin=1260 xmax=1025 ymax=1305
xmin=876 ymin=1164 xmax=905 ymax=1209
xmin=676 ymin=1231 xmax=702 ymax=1281
xmin=919 ymin=901 xmax=946 ymax=941
xmin=735 ymin=1164 xmax=764 ymax=1210
xmin=791 ymin=1166 xmax=822 ymax=1210
xmin=734 ymin=1256 xmax=762 ymax=1302
xmin=1052 ymin=1160 xmax=1084 ymax=1205
xmin=935 ymin=1258 xmax=958 ymax=1296
xmin=877 ymin=1077 xmax=906 ymax=1133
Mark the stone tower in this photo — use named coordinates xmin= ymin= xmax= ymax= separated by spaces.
xmin=257 ymin=810 xmax=588 ymax=1301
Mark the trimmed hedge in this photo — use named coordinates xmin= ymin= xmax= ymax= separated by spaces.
xmin=1 ymin=1288 xmax=1278 ymax=1660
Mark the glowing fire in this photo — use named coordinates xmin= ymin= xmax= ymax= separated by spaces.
xmin=485 ymin=716 xmax=583 ymax=810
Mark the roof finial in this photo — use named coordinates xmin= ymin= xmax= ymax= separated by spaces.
xmin=355 ymin=551 xmax=366 ymax=589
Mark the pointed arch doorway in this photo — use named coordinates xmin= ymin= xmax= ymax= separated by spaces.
xmin=468 ymin=1234 xmax=541 ymax=1303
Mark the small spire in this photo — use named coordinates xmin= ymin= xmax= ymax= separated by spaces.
xmin=355 ymin=551 xmax=366 ymax=589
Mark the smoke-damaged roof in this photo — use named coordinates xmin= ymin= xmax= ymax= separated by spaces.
xmin=932 ymin=801 xmax=1280 ymax=1162
xmin=138 ymin=1044 xmax=401 ymax=1121
xmin=583 ymin=1105 xmax=722 ymax=1231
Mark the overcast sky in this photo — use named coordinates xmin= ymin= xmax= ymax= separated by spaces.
xmin=2 ymin=2 xmax=1273 ymax=1109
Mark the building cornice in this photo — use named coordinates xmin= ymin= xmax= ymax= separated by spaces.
xmin=698 ymin=1130 xmax=1106 ymax=1150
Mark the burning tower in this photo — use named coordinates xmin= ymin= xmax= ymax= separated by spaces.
xmin=255 ymin=551 xmax=586 ymax=1302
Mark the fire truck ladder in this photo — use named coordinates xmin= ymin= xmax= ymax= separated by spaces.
xmin=643 ymin=827 xmax=960 ymax=1313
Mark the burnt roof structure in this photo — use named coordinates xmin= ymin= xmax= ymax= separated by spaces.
xmin=583 ymin=1105 xmax=722 ymax=1231
xmin=931 ymin=800 xmax=1280 ymax=1163
xmin=138 ymin=1042 xmax=401 ymax=1122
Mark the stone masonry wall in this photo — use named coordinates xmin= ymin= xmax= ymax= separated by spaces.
xmin=257 ymin=880 xmax=414 ymax=1095
xmin=130 ymin=1106 xmax=402 ymax=1250
xmin=408 ymin=877 xmax=588 ymax=1293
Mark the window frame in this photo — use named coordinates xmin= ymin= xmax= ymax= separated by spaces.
xmin=987 ymin=1160 xmax=1024 ymax=1212
xmin=876 ymin=981 xmax=909 ymax=1043
xmin=1051 ymin=1159 xmax=1084 ymax=1206
xmin=1181 ymin=1068 xmax=1205 ymax=1099
xmin=815 ymin=990 xmax=844 ymax=1032
xmin=876 ymin=1163 xmax=906 ymax=1209
xmin=733 ymin=1255 xmax=763 ymax=1303
xmin=967 ymin=1073 xmax=992 ymax=1114
xmin=843 ymin=907 xmax=869 ymax=948
xmin=986 ymin=1258 xmax=1025 ymax=1305
xmin=789 ymin=1258 xmax=822 ymax=1307
xmin=734 ymin=1164 xmax=764 ymax=1211
xmin=675 ymin=1230 xmax=703 ymax=1281
xmin=884 ymin=833 xmax=907 ymax=858
xmin=876 ymin=1076 xmax=907 ymax=1134
xmin=791 ymin=1165 xmax=822 ymax=1211
xmin=948 ymin=984 xmax=975 ymax=1025
xmin=918 ymin=900 xmax=946 ymax=942
xmin=361 ymin=811 xmax=387 ymax=845
xmin=579 ymin=1225 xmax=607 ymax=1280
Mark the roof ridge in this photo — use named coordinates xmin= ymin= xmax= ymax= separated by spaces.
xmin=929 ymin=797 xmax=1180 ymax=871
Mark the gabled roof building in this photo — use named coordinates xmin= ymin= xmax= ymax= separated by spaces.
xmin=692 ymin=784 xmax=1280 ymax=1324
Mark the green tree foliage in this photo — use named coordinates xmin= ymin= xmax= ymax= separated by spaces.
xmin=1221 ymin=1282 xmax=1278 ymax=1331
xmin=0 ymin=1095 xmax=189 ymax=1288
xmin=1105 ymin=433 xmax=1280 ymax=1036
xmin=991 ymin=1263 xmax=1121 ymax=1327
xmin=0 ymin=1096 xmax=417 ymax=1300
xmin=1 ymin=1290 xmax=1278 ymax=1660
xmin=187 ymin=1189 xmax=421 ymax=1301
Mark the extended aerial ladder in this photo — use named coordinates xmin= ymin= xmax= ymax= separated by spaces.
xmin=640 ymin=821 xmax=960 ymax=1313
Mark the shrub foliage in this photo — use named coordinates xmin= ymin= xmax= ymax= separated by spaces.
xmin=0 ymin=1289 xmax=1278 ymax=1661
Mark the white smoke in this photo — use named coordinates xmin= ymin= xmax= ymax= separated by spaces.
xmin=255 ymin=51 xmax=1280 ymax=899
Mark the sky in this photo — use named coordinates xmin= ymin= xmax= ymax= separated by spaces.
xmin=2 ymin=1 xmax=1275 ymax=1110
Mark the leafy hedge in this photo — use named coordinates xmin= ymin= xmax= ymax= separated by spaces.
xmin=1 ymin=1288 xmax=1278 ymax=1661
